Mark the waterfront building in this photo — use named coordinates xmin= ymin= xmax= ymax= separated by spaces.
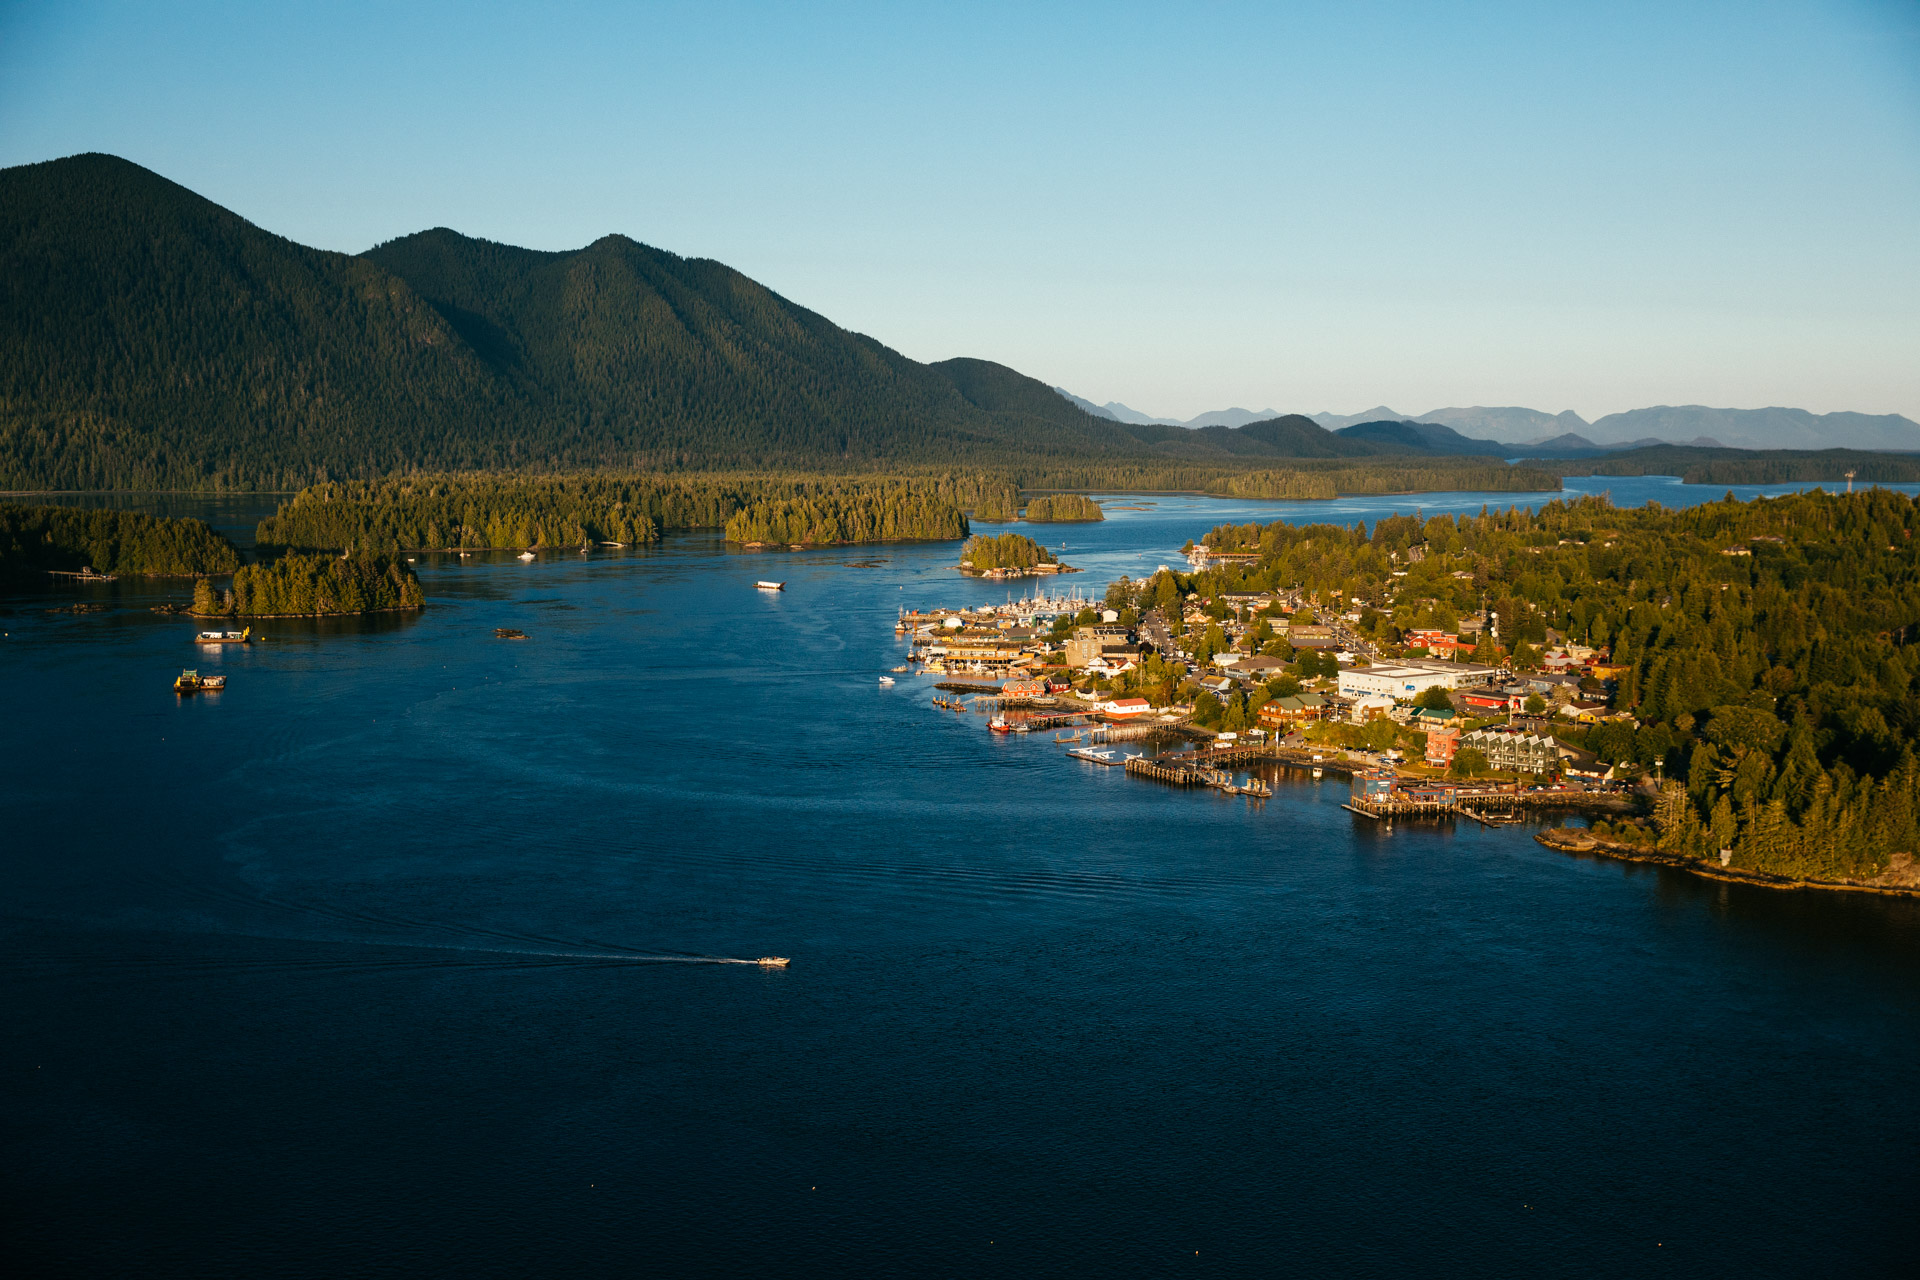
xmin=1426 ymin=726 xmax=1460 ymax=767
xmin=1459 ymin=727 xmax=1559 ymax=775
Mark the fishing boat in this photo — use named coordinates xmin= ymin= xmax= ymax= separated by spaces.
xmin=173 ymin=669 xmax=224 ymax=693
xmin=755 ymin=580 xmax=785 ymax=591
xmin=878 ymin=676 xmax=895 ymax=686
xmin=194 ymin=627 xmax=251 ymax=644
xmin=756 ymin=957 xmax=791 ymax=968
xmin=989 ymin=715 xmax=1012 ymax=734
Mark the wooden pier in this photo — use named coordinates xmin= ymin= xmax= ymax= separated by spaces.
xmin=1124 ymin=756 xmax=1270 ymax=798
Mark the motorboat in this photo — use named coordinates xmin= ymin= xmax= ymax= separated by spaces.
xmin=755 ymin=580 xmax=785 ymax=591
xmin=517 ymin=551 xmax=536 ymax=561
xmin=879 ymin=676 xmax=895 ymax=685
xmin=194 ymin=627 xmax=250 ymax=643
xmin=756 ymin=957 xmax=791 ymax=968
xmin=1067 ymin=746 xmax=1124 ymax=765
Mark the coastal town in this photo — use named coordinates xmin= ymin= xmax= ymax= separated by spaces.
xmin=897 ymin=566 xmax=1642 ymax=821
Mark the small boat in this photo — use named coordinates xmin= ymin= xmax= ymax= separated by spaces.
xmin=989 ymin=716 xmax=1012 ymax=734
xmin=174 ymin=669 xmax=224 ymax=693
xmin=756 ymin=957 xmax=791 ymax=968
xmin=494 ymin=628 xmax=527 ymax=639
xmin=1068 ymin=746 xmax=1124 ymax=765
xmin=755 ymin=580 xmax=785 ymax=592
xmin=194 ymin=627 xmax=251 ymax=643
xmin=878 ymin=676 xmax=895 ymax=686
xmin=517 ymin=551 xmax=536 ymax=561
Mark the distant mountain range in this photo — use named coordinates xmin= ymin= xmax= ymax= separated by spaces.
xmin=1054 ymin=390 xmax=1283 ymax=431
xmin=1058 ymin=393 xmax=1920 ymax=452
xmin=1302 ymin=404 xmax=1920 ymax=452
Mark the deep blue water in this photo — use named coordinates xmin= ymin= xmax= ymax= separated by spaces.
xmin=5 ymin=482 xmax=1918 ymax=1277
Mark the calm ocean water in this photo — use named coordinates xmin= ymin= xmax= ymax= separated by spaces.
xmin=5 ymin=479 xmax=1918 ymax=1277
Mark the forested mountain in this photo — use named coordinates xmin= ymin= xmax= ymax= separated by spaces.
xmin=0 ymin=154 xmax=512 ymax=490
xmin=0 ymin=153 xmax=1559 ymax=491
xmin=1334 ymin=420 xmax=1511 ymax=456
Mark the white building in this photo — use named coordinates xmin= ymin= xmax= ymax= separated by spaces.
xmin=1338 ymin=663 xmax=1471 ymax=700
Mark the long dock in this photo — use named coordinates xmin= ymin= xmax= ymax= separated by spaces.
xmin=1124 ymin=756 xmax=1271 ymax=797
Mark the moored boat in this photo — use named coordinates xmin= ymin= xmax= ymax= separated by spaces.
xmin=1067 ymin=746 xmax=1124 ymax=765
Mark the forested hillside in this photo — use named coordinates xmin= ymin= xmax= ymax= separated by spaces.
xmin=1 ymin=154 xmax=1561 ymax=493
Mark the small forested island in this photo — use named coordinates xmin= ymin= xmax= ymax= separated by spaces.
xmin=257 ymin=473 xmax=1006 ymax=552
xmin=1022 ymin=493 xmax=1104 ymax=522
xmin=725 ymin=491 xmax=968 ymax=546
xmin=1188 ymin=489 xmax=1920 ymax=888
xmin=0 ymin=504 xmax=241 ymax=577
xmin=192 ymin=553 xmax=423 ymax=617
xmin=959 ymin=532 xmax=1072 ymax=577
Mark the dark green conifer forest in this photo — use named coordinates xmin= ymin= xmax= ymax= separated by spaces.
xmin=1022 ymin=494 xmax=1104 ymax=522
xmin=960 ymin=532 xmax=1057 ymax=571
xmin=195 ymin=553 xmax=424 ymax=616
xmin=0 ymin=504 xmax=240 ymax=577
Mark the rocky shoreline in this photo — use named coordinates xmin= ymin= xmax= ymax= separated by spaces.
xmin=1537 ymin=828 xmax=1920 ymax=898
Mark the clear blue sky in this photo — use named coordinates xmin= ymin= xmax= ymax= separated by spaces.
xmin=4 ymin=0 xmax=1917 ymax=421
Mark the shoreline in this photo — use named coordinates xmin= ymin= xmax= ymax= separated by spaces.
xmin=1536 ymin=830 xmax=1920 ymax=899
xmin=187 ymin=604 xmax=425 ymax=619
